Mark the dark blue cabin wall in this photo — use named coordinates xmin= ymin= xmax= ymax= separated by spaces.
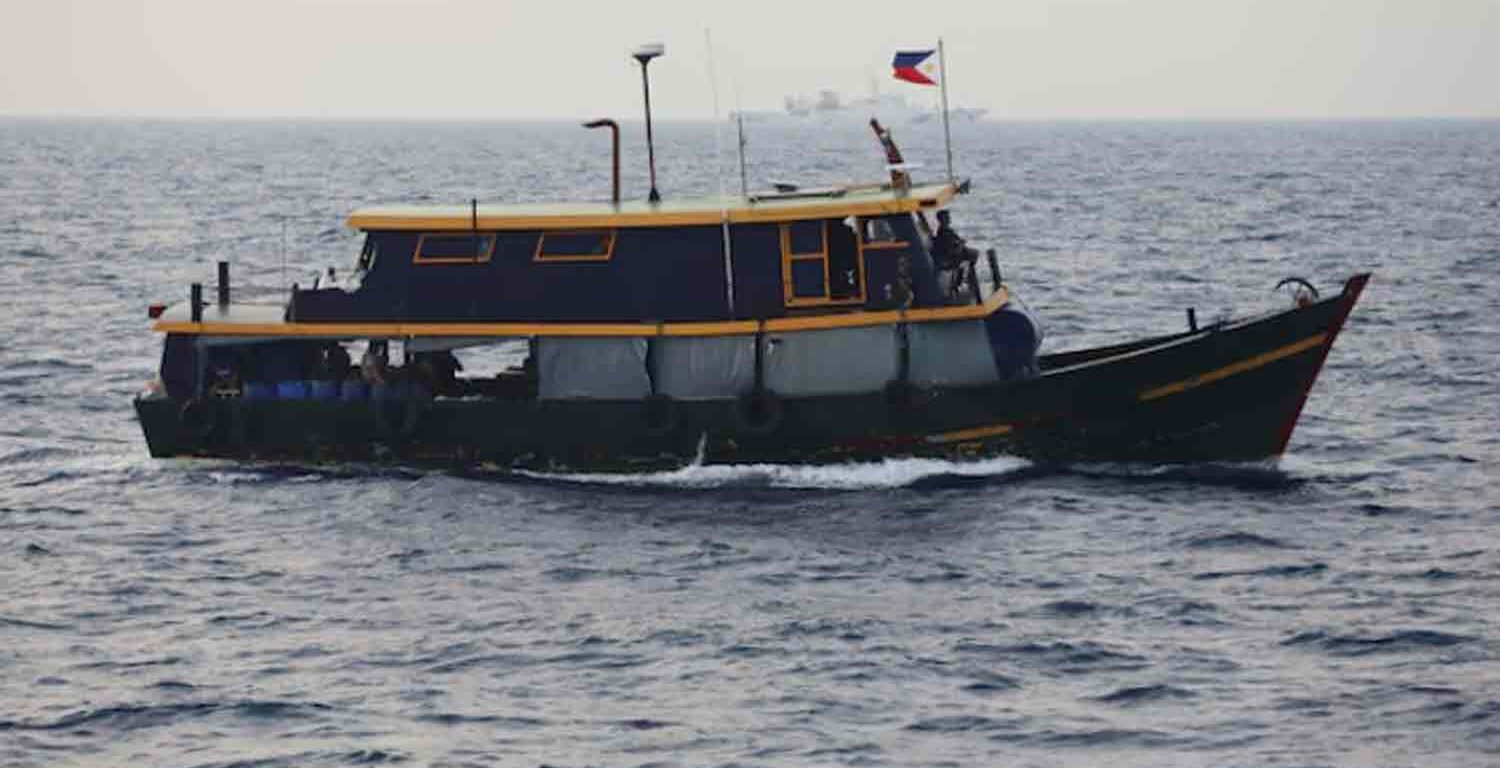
xmin=502 ymin=226 xmax=731 ymax=322
xmin=317 ymin=227 xmax=738 ymax=322
xmin=729 ymin=223 xmax=789 ymax=320
xmin=294 ymin=214 xmax=941 ymax=323
xmin=612 ymin=226 xmax=730 ymax=322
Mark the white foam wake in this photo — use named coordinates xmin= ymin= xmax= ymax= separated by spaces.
xmin=521 ymin=455 xmax=1031 ymax=491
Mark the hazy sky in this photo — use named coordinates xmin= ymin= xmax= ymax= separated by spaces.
xmin=3 ymin=0 xmax=1497 ymax=119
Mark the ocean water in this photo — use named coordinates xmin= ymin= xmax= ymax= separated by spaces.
xmin=2 ymin=116 xmax=1498 ymax=767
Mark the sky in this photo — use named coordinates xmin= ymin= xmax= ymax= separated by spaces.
xmin=2 ymin=0 xmax=1497 ymax=120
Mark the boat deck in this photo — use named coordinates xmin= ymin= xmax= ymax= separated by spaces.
xmin=153 ymin=287 xmax=1010 ymax=339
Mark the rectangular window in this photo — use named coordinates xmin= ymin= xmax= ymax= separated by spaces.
xmin=535 ymin=230 xmax=617 ymax=262
xmin=781 ymin=220 xmax=866 ymax=307
xmin=781 ymin=221 xmax=828 ymax=305
xmin=414 ymin=233 xmax=496 ymax=264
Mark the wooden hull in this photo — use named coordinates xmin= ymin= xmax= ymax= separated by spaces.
xmin=135 ymin=275 xmax=1369 ymax=470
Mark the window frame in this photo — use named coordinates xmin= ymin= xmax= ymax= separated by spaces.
xmin=533 ymin=229 xmax=618 ymax=263
xmin=780 ymin=220 xmax=829 ymax=306
xmin=779 ymin=220 xmax=867 ymax=308
xmin=413 ymin=232 xmax=498 ymax=265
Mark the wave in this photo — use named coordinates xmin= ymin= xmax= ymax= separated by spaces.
xmin=518 ymin=455 xmax=1033 ymax=491
xmin=1281 ymin=628 xmax=1473 ymax=657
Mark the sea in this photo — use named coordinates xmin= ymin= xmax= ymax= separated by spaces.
xmin=2 ymin=116 xmax=1498 ymax=767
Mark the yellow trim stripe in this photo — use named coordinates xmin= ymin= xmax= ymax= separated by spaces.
xmin=153 ymin=288 xmax=1009 ymax=338
xmin=1138 ymin=333 xmax=1328 ymax=401
xmin=927 ymin=423 xmax=1014 ymax=444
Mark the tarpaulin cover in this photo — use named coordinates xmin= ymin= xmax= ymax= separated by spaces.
xmin=908 ymin=319 xmax=1002 ymax=386
xmin=649 ymin=336 xmax=758 ymax=399
xmin=765 ymin=325 xmax=900 ymax=396
xmin=537 ymin=337 xmax=651 ymax=400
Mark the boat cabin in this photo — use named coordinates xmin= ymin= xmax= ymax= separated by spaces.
xmin=289 ymin=182 xmax=967 ymax=324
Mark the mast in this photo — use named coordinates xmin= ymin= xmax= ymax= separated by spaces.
xmin=632 ymin=43 xmax=665 ymax=203
xmin=704 ymin=29 xmax=736 ymax=315
xmin=939 ymin=37 xmax=954 ymax=186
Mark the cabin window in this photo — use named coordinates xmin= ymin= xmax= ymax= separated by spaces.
xmin=414 ymin=233 xmax=496 ymax=264
xmin=781 ymin=219 xmax=866 ymax=307
xmin=535 ymin=230 xmax=616 ymax=262
xmin=859 ymin=217 xmax=907 ymax=248
xmin=781 ymin=221 xmax=828 ymax=304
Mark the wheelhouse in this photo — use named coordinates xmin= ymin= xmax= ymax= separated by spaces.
xmin=289 ymin=182 xmax=968 ymax=325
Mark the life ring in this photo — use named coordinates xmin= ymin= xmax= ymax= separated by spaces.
xmin=642 ymin=394 xmax=679 ymax=437
xmin=178 ymin=398 xmax=217 ymax=441
xmin=733 ymin=389 xmax=783 ymax=437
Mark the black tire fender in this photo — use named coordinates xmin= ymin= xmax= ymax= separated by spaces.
xmin=643 ymin=394 xmax=679 ymax=437
xmin=733 ymin=389 xmax=783 ymax=437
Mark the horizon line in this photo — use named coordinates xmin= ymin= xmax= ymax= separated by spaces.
xmin=3 ymin=112 xmax=1498 ymax=123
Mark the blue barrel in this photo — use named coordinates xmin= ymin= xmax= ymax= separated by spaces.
xmin=276 ymin=380 xmax=308 ymax=400
xmin=243 ymin=381 xmax=275 ymax=401
xmin=340 ymin=379 xmax=368 ymax=401
xmin=309 ymin=380 xmax=339 ymax=400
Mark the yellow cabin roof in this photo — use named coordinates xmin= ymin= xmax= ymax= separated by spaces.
xmin=347 ymin=182 xmax=959 ymax=231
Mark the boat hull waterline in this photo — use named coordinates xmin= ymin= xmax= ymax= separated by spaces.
xmin=134 ymin=274 xmax=1369 ymax=471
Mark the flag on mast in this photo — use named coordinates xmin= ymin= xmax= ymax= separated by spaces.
xmin=891 ymin=50 xmax=939 ymax=86
xmin=891 ymin=43 xmax=956 ymax=185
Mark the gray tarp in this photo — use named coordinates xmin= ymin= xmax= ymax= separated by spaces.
xmin=908 ymin=319 xmax=1001 ymax=387
xmin=765 ymin=325 xmax=900 ymax=396
xmin=407 ymin=336 xmax=526 ymax=353
xmin=538 ymin=337 xmax=652 ymax=400
xmin=649 ymin=335 xmax=757 ymax=399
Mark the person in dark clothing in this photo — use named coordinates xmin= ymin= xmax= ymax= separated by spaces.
xmin=414 ymin=351 xmax=463 ymax=396
xmin=930 ymin=210 xmax=977 ymax=299
xmin=931 ymin=211 xmax=974 ymax=268
xmin=320 ymin=342 xmax=351 ymax=381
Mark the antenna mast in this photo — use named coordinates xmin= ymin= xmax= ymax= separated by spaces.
xmin=705 ymin=29 xmax=736 ymax=315
xmin=632 ymin=42 xmax=665 ymax=203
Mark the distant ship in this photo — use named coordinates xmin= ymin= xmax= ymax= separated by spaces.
xmin=782 ymin=81 xmax=988 ymax=125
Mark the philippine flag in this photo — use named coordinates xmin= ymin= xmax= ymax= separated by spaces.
xmin=892 ymin=50 xmax=939 ymax=86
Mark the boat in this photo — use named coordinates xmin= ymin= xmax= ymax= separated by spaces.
xmin=133 ymin=65 xmax=1367 ymax=471
xmin=782 ymin=86 xmax=988 ymax=125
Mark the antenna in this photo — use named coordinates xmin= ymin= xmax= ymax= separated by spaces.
xmin=705 ymin=29 xmax=735 ymax=315
xmin=736 ymin=110 xmax=748 ymax=198
xmin=730 ymin=66 xmax=749 ymax=197
xmin=632 ymin=42 xmax=665 ymax=203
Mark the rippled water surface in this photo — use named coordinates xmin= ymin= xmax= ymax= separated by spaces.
xmin=2 ymin=117 xmax=1498 ymax=767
